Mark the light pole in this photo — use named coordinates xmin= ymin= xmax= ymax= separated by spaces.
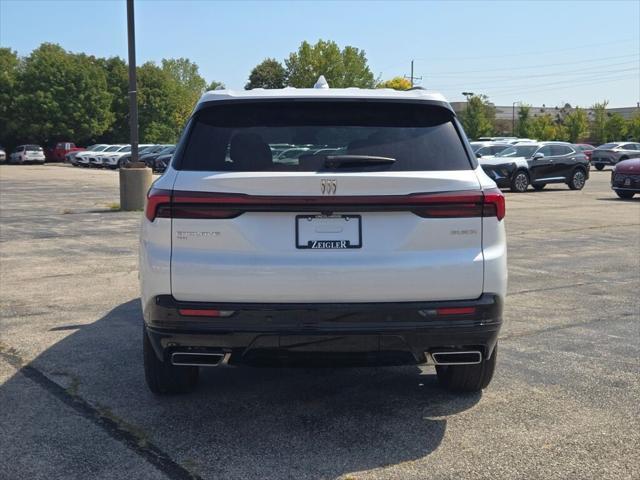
xmin=512 ymin=101 xmax=521 ymax=135
xmin=119 ymin=0 xmax=152 ymax=211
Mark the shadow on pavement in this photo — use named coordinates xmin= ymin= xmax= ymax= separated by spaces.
xmin=1 ymin=299 xmax=482 ymax=479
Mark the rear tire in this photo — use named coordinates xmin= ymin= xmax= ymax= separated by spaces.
xmin=615 ymin=190 xmax=635 ymax=199
xmin=568 ymin=168 xmax=586 ymax=190
xmin=510 ymin=171 xmax=529 ymax=193
xmin=595 ymin=164 xmax=604 ymax=171
xmin=143 ymin=326 xmax=199 ymax=394
xmin=532 ymin=183 xmax=546 ymax=191
xmin=436 ymin=345 xmax=497 ymax=392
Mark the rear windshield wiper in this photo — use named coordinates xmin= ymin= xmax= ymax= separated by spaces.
xmin=323 ymin=155 xmax=396 ymax=169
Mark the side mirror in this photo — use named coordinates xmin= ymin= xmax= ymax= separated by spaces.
xmin=532 ymin=152 xmax=545 ymax=159
xmin=475 ymin=152 xmax=482 ymax=158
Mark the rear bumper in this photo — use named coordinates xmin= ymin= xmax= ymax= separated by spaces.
xmin=144 ymin=293 xmax=503 ymax=366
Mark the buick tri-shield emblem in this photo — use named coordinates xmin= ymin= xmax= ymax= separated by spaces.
xmin=321 ymin=179 xmax=337 ymax=195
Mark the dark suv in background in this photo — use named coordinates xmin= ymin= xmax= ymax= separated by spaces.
xmin=479 ymin=141 xmax=589 ymax=192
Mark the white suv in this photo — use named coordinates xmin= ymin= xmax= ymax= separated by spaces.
xmin=140 ymin=86 xmax=507 ymax=394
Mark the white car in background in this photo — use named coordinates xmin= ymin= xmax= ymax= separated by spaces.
xmin=90 ymin=144 xmax=129 ymax=167
xmin=101 ymin=144 xmax=153 ymax=168
xmin=0 ymin=146 xmax=6 ymax=162
xmin=72 ymin=144 xmax=109 ymax=166
xmin=10 ymin=145 xmax=46 ymax=164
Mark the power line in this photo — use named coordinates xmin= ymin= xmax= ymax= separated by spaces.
xmin=431 ymin=65 xmax=639 ymax=90
xmin=404 ymin=59 xmax=422 ymax=87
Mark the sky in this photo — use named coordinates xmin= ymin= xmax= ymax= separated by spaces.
xmin=1 ymin=0 xmax=639 ymax=108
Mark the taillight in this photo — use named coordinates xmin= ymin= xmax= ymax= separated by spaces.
xmin=482 ymin=188 xmax=506 ymax=221
xmin=145 ymin=189 xmax=506 ymax=221
xmin=145 ymin=188 xmax=171 ymax=221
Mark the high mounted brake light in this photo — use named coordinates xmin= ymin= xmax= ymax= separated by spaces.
xmin=145 ymin=188 xmax=506 ymax=221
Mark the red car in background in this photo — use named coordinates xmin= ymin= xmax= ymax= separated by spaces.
xmin=574 ymin=143 xmax=595 ymax=162
xmin=611 ymin=158 xmax=640 ymax=199
xmin=45 ymin=142 xmax=84 ymax=162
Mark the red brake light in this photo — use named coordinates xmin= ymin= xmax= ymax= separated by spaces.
xmin=482 ymin=188 xmax=506 ymax=221
xmin=145 ymin=188 xmax=171 ymax=221
xmin=436 ymin=307 xmax=476 ymax=316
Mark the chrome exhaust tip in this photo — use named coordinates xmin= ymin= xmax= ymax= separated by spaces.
xmin=170 ymin=352 xmax=231 ymax=367
xmin=426 ymin=350 xmax=482 ymax=366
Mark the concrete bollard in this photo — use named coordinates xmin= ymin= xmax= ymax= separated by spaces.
xmin=119 ymin=163 xmax=152 ymax=211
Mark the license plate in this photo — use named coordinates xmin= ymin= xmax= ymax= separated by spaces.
xmin=296 ymin=215 xmax=362 ymax=249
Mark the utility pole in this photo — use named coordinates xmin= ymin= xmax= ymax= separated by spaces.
xmin=404 ymin=59 xmax=422 ymax=87
xmin=120 ymin=0 xmax=151 ymax=212
xmin=127 ymin=0 xmax=138 ymax=165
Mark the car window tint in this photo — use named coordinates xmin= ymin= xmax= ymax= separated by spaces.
xmin=537 ymin=145 xmax=553 ymax=156
xmin=179 ymin=101 xmax=472 ymax=172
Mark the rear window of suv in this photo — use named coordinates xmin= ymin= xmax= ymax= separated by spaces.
xmin=177 ymin=101 xmax=473 ymax=172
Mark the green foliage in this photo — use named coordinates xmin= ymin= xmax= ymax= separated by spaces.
xmin=245 ymin=58 xmax=286 ymax=89
xmin=590 ymin=100 xmax=609 ymax=144
xmin=562 ymin=107 xmax=589 ymax=143
xmin=516 ymin=104 xmax=532 ymax=138
xmin=0 ymin=48 xmax=19 ymax=142
xmin=161 ymin=58 xmax=207 ymax=134
xmin=462 ymin=95 xmax=495 ymax=139
xmin=285 ymin=40 xmax=375 ymax=88
xmin=530 ymin=114 xmax=568 ymax=141
xmin=97 ymin=56 xmax=129 ymax=143
xmin=12 ymin=43 xmax=113 ymax=145
xmin=207 ymin=80 xmax=225 ymax=91
xmin=377 ymin=77 xmax=412 ymax=90
xmin=627 ymin=114 xmax=640 ymax=141
xmin=605 ymin=113 xmax=627 ymax=141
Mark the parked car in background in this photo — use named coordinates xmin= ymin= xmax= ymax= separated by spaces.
xmin=141 ymin=145 xmax=175 ymax=169
xmin=10 ymin=145 xmax=46 ymax=164
xmin=477 ymin=136 xmax=517 ymax=142
xmin=0 ymin=146 xmax=6 ymax=163
xmin=68 ymin=144 xmax=108 ymax=165
xmin=45 ymin=142 xmax=84 ymax=162
xmin=100 ymin=144 xmax=144 ymax=168
xmin=591 ymin=142 xmax=640 ymax=170
xmin=479 ymin=141 xmax=589 ymax=192
xmin=153 ymin=151 xmax=174 ymax=173
xmin=110 ymin=144 xmax=154 ymax=168
xmin=573 ymin=143 xmax=595 ymax=162
xmin=469 ymin=142 xmax=511 ymax=158
xmin=75 ymin=144 xmax=111 ymax=167
xmin=88 ymin=144 xmax=126 ymax=167
xmin=611 ymin=158 xmax=640 ymax=199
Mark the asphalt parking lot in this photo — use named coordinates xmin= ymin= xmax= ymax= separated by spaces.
xmin=0 ymin=164 xmax=638 ymax=480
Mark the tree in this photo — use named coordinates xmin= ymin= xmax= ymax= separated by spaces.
xmin=530 ymin=114 xmax=567 ymax=141
xmin=461 ymin=95 xmax=495 ymax=139
xmin=605 ymin=113 xmax=627 ymax=141
xmin=590 ymin=100 xmax=609 ymax=144
xmin=377 ymin=77 xmax=411 ymax=90
xmin=285 ymin=40 xmax=375 ymax=88
xmin=516 ymin=104 xmax=532 ymax=138
xmin=207 ymin=80 xmax=225 ymax=91
xmin=137 ymin=62 xmax=180 ymax=143
xmin=12 ymin=43 xmax=113 ymax=145
xmin=245 ymin=58 xmax=286 ymax=89
xmin=162 ymin=58 xmax=206 ymax=132
xmin=97 ymin=56 xmax=129 ymax=144
xmin=0 ymin=48 xmax=19 ymax=147
xmin=563 ymin=107 xmax=589 ymax=143
xmin=627 ymin=113 xmax=640 ymax=141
